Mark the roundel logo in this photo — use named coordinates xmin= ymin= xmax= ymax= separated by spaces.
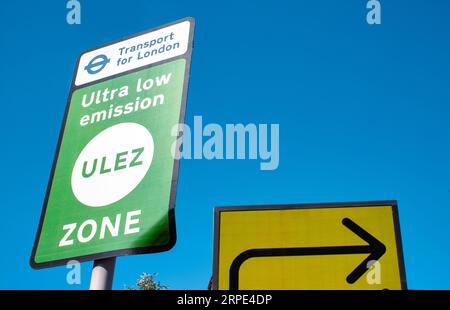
xmin=84 ymin=54 xmax=110 ymax=75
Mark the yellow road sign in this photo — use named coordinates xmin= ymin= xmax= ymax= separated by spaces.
xmin=213 ymin=201 xmax=406 ymax=290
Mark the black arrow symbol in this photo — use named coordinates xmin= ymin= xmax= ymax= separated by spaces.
xmin=228 ymin=218 xmax=386 ymax=290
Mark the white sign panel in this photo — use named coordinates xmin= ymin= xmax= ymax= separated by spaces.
xmin=75 ymin=20 xmax=190 ymax=86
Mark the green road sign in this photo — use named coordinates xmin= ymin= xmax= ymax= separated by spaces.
xmin=31 ymin=18 xmax=194 ymax=268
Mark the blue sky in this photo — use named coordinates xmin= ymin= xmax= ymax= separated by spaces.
xmin=0 ymin=0 xmax=449 ymax=289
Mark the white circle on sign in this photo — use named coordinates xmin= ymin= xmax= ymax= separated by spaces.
xmin=71 ymin=122 xmax=154 ymax=207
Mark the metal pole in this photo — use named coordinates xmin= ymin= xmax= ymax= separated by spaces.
xmin=89 ymin=257 xmax=116 ymax=290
